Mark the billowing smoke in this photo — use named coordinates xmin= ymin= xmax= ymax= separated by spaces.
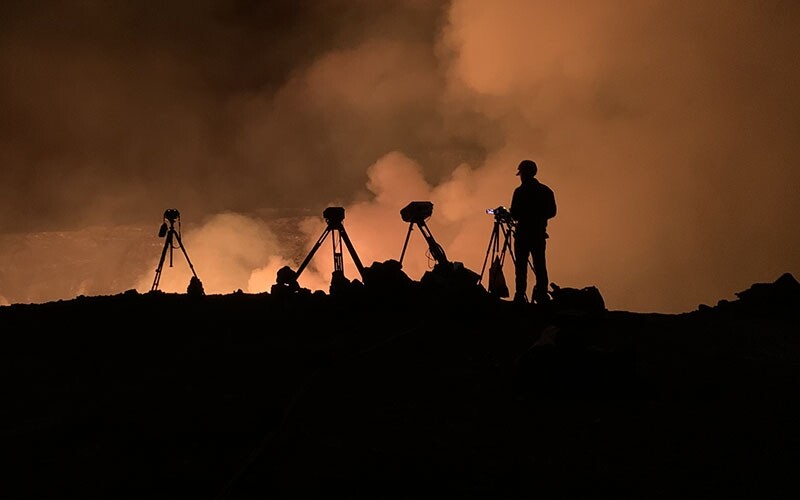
xmin=2 ymin=0 xmax=799 ymax=312
xmin=132 ymin=212 xmax=285 ymax=295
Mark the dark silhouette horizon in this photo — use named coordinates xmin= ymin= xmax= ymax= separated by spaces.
xmin=1 ymin=271 xmax=798 ymax=498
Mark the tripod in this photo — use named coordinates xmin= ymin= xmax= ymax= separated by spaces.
xmin=478 ymin=208 xmax=533 ymax=296
xmin=293 ymin=206 xmax=366 ymax=284
xmin=151 ymin=209 xmax=199 ymax=292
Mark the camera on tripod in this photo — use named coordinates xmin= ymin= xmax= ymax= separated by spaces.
xmin=164 ymin=208 xmax=180 ymax=223
xmin=158 ymin=208 xmax=181 ymax=238
xmin=486 ymin=206 xmax=514 ymax=225
xmin=282 ymin=205 xmax=367 ymax=293
xmin=401 ymin=201 xmax=434 ymax=224
xmin=399 ymin=201 xmax=449 ymax=266
xmin=151 ymin=207 xmax=201 ymax=293
xmin=479 ymin=205 xmax=519 ymax=297
xmin=323 ymin=206 xmax=345 ymax=225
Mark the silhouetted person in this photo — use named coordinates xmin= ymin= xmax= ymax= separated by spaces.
xmin=510 ymin=159 xmax=556 ymax=304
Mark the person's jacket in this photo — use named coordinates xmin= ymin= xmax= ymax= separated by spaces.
xmin=510 ymin=177 xmax=556 ymax=238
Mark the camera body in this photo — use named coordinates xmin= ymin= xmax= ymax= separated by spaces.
xmin=323 ymin=206 xmax=345 ymax=225
xmin=158 ymin=208 xmax=181 ymax=237
xmin=163 ymin=208 xmax=181 ymax=223
xmin=401 ymin=201 xmax=434 ymax=223
xmin=486 ymin=206 xmax=514 ymax=224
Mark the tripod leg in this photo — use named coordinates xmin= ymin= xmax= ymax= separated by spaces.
xmin=399 ymin=223 xmax=414 ymax=266
xmin=338 ymin=227 xmax=366 ymax=281
xmin=502 ymin=224 xmax=516 ymax=264
xmin=331 ymin=230 xmax=344 ymax=273
xmin=502 ymin=223 xmax=534 ymax=279
xmin=416 ymin=222 xmax=448 ymax=265
xmin=173 ymin=232 xmax=199 ymax=278
xmin=151 ymin=231 xmax=174 ymax=291
xmin=479 ymin=222 xmax=500 ymax=283
xmin=295 ymin=228 xmax=330 ymax=279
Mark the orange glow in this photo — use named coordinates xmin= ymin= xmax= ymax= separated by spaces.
xmin=1 ymin=1 xmax=799 ymax=312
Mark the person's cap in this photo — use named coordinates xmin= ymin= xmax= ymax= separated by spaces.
xmin=516 ymin=159 xmax=537 ymax=176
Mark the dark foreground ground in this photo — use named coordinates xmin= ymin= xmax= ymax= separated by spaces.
xmin=2 ymin=268 xmax=799 ymax=499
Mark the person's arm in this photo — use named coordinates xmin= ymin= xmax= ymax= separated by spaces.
xmin=510 ymin=188 xmax=522 ymax=220
xmin=545 ymin=186 xmax=557 ymax=219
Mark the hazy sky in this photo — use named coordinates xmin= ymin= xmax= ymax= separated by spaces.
xmin=1 ymin=0 xmax=799 ymax=312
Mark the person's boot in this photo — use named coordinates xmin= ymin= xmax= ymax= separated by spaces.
xmin=513 ymin=292 xmax=529 ymax=304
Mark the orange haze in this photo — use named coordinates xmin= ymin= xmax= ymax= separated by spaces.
xmin=1 ymin=0 xmax=799 ymax=313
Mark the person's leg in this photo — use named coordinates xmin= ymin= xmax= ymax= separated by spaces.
xmin=513 ymin=237 xmax=529 ymax=302
xmin=532 ymin=239 xmax=549 ymax=303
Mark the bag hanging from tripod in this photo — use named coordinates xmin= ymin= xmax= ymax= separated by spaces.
xmin=488 ymin=256 xmax=509 ymax=297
